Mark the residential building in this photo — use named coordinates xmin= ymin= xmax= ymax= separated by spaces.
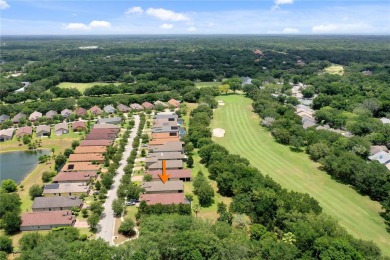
xmin=29 ymin=111 xmax=42 ymax=122
xmin=380 ymin=118 xmax=390 ymax=124
xmin=61 ymin=162 xmax=100 ymax=172
xmin=72 ymin=121 xmax=86 ymax=131
xmin=96 ymin=117 xmax=122 ymax=125
xmin=241 ymin=76 xmax=252 ymax=86
xmin=20 ymin=211 xmax=75 ymax=231
xmin=147 ymin=169 xmax=192 ymax=182
xmin=0 ymin=128 xmax=14 ymax=142
xmin=370 ymin=145 xmax=389 ymax=156
xmin=368 ymin=151 xmax=390 ymax=165
xmin=12 ymin=112 xmax=26 ymax=123
xmin=85 ymin=133 xmax=116 ymax=140
xmin=154 ymin=112 xmax=178 ymax=121
xmin=68 ymin=153 xmax=104 ymax=163
xmin=362 ymin=70 xmax=373 ymax=76
xmin=80 ymin=139 xmax=113 ymax=146
xmin=117 ymin=104 xmax=130 ymax=113
xmin=103 ymin=105 xmax=116 ymax=114
xmin=89 ymin=128 xmax=118 ymax=135
xmin=142 ymin=102 xmax=154 ymax=110
xmin=16 ymin=126 xmax=32 ymax=137
xmin=53 ymin=171 xmax=97 ymax=183
xmin=149 ymin=141 xmax=184 ymax=153
xmin=54 ymin=123 xmax=69 ymax=136
xmin=0 ymin=114 xmax=10 ymax=123
xmin=149 ymin=137 xmax=180 ymax=146
xmin=74 ymin=146 xmax=106 ymax=154
xmin=142 ymin=180 xmax=184 ymax=194
xmin=140 ymin=193 xmax=187 ymax=205
xmin=147 ymin=160 xmax=183 ymax=170
xmin=145 ymin=152 xmax=186 ymax=168
xmin=89 ymin=105 xmax=103 ymax=115
xmin=168 ymin=98 xmax=181 ymax=108
xmin=43 ymin=183 xmax=90 ymax=197
xmin=154 ymin=100 xmax=168 ymax=108
xmin=93 ymin=123 xmax=120 ymax=130
xmin=302 ymin=116 xmax=317 ymax=129
xmin=32 ymin=196 xmax=83 ymax=212
xmin=130 ymin=103 xmax=144 ymax=110
xmin=36 ymin=125 xmax=51 ymax=137
xmin=75 ymin=107 xmax=87 ymax=117
xmin=61 ymin=109 xmax=73 ymax=118
xmin=45 ymin=110 xmax=58 ymax=119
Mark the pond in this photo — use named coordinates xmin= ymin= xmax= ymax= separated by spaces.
xmin=0 ymin=150 xmax=50 ymax=184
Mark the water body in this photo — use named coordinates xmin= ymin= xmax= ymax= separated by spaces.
xmin=0 ymin=150 xmax=50 ymax=184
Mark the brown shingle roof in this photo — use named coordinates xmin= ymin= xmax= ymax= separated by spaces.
xmin=36 ymin=125 xmax=50 ymax=133
xmin=29 ymin=111 xmax=42 ymax=121
xmin=149 ymin=138 xmax=180 ymax=146
xmin=142 ymin=180 xmax=184 ymax=193
xmin=69 ymin=153 xmax=104 ymax=162
xmin=140 ymin=193 xmax=186 ymax=205
xmin=89 ymin=106 xmax=103 ymax=115
xmin=142 ymin=102 xmax=154 ymax=109
xmin=75 ymin=107 xmax=87 ymax=116
xmin=53 ymin=171 xmax=97 ymax=182
xmin=149 ymin=141 xmax=184 ymax=153
xmin=152 ymin=132 xmax=179 ymax=139
xmin=61 ymin=162 xmax=100 ymax=172
xmin=74 ymin=146 xmax=106 ymax=154
xmin=55 ymin=122 xmax=68 ymax=132
xmin=168 ymin=99 xmax=180 ymax=107
xmin=85 ymin=133 xmax=115 ymax=140
xmin=80 ymin=140 xmax=113 ymax=146
xmin=117 ymin=104 xmax=130 ymax=112
xmin=147 ymin=169 xmax=192 ymax=180
xmin=93 ymin=124 xmax=120 ymax=130
xmin=89 ymin=128 xmax=118 ymax=135
xmin=45 ymin=110 xmax=58 ymax=118
xmin=32 ymin=197 xmax=83 ymax=210
xmin=21 ymin=211 xmax=75 ymax=227
xmin=72 ymin=121 xmax=86 ymax=130
xmin=16 ymin=126 xmax=33 ymax=137
xmin=147 ymin=160 xmax=183 ymax=170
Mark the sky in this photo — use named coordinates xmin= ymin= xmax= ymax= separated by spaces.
xmin=1 ymin=0 xmax=389 ymax=35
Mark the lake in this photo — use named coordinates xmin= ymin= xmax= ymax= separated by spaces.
xmin=0 ymin=150 xmax=50 ymax=184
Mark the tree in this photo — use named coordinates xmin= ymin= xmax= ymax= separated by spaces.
xmin=42 ymin=171 xmax=55 ymax=182
xmin=140 ymin=149 xmax=146 ymax=157
xmin=87 ymin=213 xmax=100 ymax=231
xmin=184 ymin=142 xmax=194 ymax=155
xmin=307 ymin=143 xmax=330 ymax=161
xmin=55 ymin=154 xmax=67 ymax=170
xmin=29 ymin=184 xmax=43 ymax=199
xmin=90 ymin=201 xmax=104 ymax=216
xmin=197 ymin=182 xmax=214 ymax=207
xmin=112 ymin=199 xmax=124 ymax=217
xmin=1 ymin=179 xmax=17 ymax=193
xmin=143 ymin=174 xmax=152 ymax=182
xmin=19 ymin=232 xmax=43 ymax=251
xmin=218 ymin=84 xmax=230 ymax=95
xmin=22 ymin=135 xmax=31 ymax=145
xmin=226 ymin=77 xmax=242 ymax=93
xmin=217 ymin=202 xmax=232 ymax=224
xmin=250 ymin=224 xmax=267 ymax=240
xmin=71 ymin=140 xmax=80 ymax=149
xmin=95 ymin=180 xmax=101 ymax=190
xmin=0 ymin=235 xmax=13 ymax=254
xmin=118 ymin=218 xmax=136 ymax=236
xmin=63 ymin=148 xmax=74 ymax=157
xmin=187 ymin=155 xmax=194 ymax=168
xmin=2 ymin=211 xmax=21 ymax=234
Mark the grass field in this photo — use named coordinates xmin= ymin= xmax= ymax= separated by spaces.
xmin=57 ymin=82 xmax=120 ymax=93
xmin=210 ymin=95 xmax=390 ymax=256
xmin=324 ymin=64 xmax=344 ymax=75
xmin=195 ymin=81 xmax=221 ymax=89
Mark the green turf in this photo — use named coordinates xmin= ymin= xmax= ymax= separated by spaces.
xmin=195 ymin=81 xmax=221 ymax=89
xmin=210 ymin=94 xmax=390 ymax=256
xmin=57 ymin=82 xmax=120 ymax=93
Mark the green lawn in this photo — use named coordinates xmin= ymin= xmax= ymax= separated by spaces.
xmin=195 ymin=81 xmax=221 ymax=89
xmin=210 ymin=94 xmax=390 ymax=256
xmin=57 ymin=82 xmax=120 ymax=93
xmin=324 ymin=64 xmax=344 ymax=75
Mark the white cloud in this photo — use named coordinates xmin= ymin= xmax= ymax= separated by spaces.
xmin=0 ymin=0 xmax=10 ymax=10
xmin=125 ymin=6 xmax=143 ymax=15
xmin=89 ymin=20 xmax=111 ymax=28
xmin=312 ymin=23 xmax=371 ymax=33
xmin=275 ymin=0 xmax=294 ymax=4
xmin=282 ymin=27 xmax=299 ymax=33
xmin=146 ymin=8 xmax=189 ymax=21
xmin=160 ymin=23 xmax=173 ymax=29
xmin=64 ymin=23 xmax=90 ymax=30
xmin=187 ymin=26 xmax=197 ymax=32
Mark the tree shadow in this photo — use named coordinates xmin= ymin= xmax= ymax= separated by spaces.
xmin=289 ymin=147 xmax=304 ymax=153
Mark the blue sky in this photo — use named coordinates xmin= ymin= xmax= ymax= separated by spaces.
xmin=1 ymin=0 xmax=389 ymax=35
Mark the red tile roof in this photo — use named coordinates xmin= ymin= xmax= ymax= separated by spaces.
xmin=53 ymin=171 xmax=97 ymax=182
xmin=80 ymin=140 xmax=113 ymax=146
xmin=168 ymin=99 xmax=181 ymax=107
xmin=21 ymin=211 xmax=75 ymax=227
xmin=74 ymin=146 xmax=106 ymax=154
xmin=140 ymin=193 xmax=186 ymax=205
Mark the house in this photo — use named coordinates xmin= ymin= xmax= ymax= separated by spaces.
xmin=147 ymin=169 xmax=192 ymax=182
xmin=68 ymin=153 xmax=104 ymax=163
xmin=302 ymin=116 xmax=317 ymax=129
xmin=130 ymin=103 xmax=144 ymax=111
xmin=380 ymin=118 xmax=390 ymax=124
xmin=72 ymin=121 xmax=86 ymax=131
xmin=74 ymin=146 xmax=106 ymax=154
xmin=103 ymin=105 xmax=116 ymax=114
xmin=12 ymin=112 xmax=26 ymax=123
xmin=241 ymin=76 xmax=252 ymax=86
xmin=80 ymin=139 xmax=113 ymax=146
xmin=117 ymin=104 xmax=130 ymax=113
xmin=89 ymin=128 xmax=118 ymax=135
xmin=149 ymin=137 xmax=180 ymax=146
xmin=142 ymin=180 xmax=184 ymax=194
xmin=362 ymin=70 xmax=373 ymax=76
xmin=142 ymin=102 xmax=154 ymax=110
xmin=152 ymin=132 xmax=179 ymax=139
xmin=85 ymin=133 xmax=116 ymax=140
xmin=96 ymin=117 xmax=122 ymax=125
xmin=140 ymin=193 xmax=187 ymax=205
xmin=0 ymin=114 xmax=10 ymax=123
xmin=154 ymin=100 xmax=168 ymax=108
xmin=370 ymin=145 xmax=389 ymax=156
xmin=168 ymin=98 xmax=181 ymax=108
xmin=20 ymin=211 xmax=75 ymax=231
xmin=152 ymin=123 xmax=180 ymax=135
xmin=53 ymin=171 xmax=97 ymax=183
xmin=36 ymin=125 xmax=51 ymax=138
xmin=146 ymin=152 xmax=186 ymax=168
xmin=149 ymin=141 xmax=184 ymax=153
xmin=61 ymin=109 xmax=73 ymax=118
xmin=368 ymin=151 xmax=390 ymax=165
xmin=32 ymin=196 xmax=83 ymax=212
xmin=61 ymin=162 xmax=100 ymax=172
xmin=297 ymin=60 xmax=305 ymax=66
xmin=0 ymin=128 xmax=14 ymax=142
xmin=147 ymin=160 xmax=183 ymax=170
xmin=89 ymin=106 xmax=103 ymax=115
xmin=16 ymin=126 xmax=33 ymax=137
xmin=93 ymin=124 xmax=120 ymax=130
xmin=154 ymin=112 xmax=178 ymax=121
xmin=43 ymin=182 xmax=90 ymax=197
xmin=29 ymin=111 xmax=42 ymax=122
xmin=54 ymin=123 xmax=69 ymax=136
xmin=45 ymin=110 xmax=58 ymax=119
xmin=75 ymin=107 xmax=87 ymax=117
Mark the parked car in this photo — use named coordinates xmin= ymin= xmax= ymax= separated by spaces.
xmin=125 ymin=201 xmax=136 ymax=206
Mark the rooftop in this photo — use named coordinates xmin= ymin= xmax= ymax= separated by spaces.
xmin=140 ymin=193 xmax=187 ymax=205
xmin=53 ymin=171 xmax=97 ymax=182
xmin=142 ymin=180 xmax=183 ymax=192
xmin=32 ymin=196 xmax=82 ymax=209
xmin=69 ymin=153 xmax=104 ymax=162
xmin=44 ymin=182 xmax=89 ymax=194
xmin=80 ymin=139 xmax=113 ymax=146
xmin=61 ymin=162 xmax=101 ymax=171
xmin=368 ymin=151 xmax=390 ymax=165
xmin=147 ymin=169 xmax=192 ymax=179
xmin=74 ymin=146 xmax=106 ymax=154
xmin=21 ymin=211 xmax=74 ymax=227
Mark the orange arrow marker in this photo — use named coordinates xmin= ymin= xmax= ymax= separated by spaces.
xmin=158 ymin=160 xmax=170 ymax=184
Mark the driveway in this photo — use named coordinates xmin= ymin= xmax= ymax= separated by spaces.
xmin=95 ymin=115 xmax=140 ymax=245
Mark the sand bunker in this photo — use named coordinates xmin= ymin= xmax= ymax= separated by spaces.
xmin=213 ymin=128 xmax=225 ymax=138
xmin=218 ymin=100 xmax=225 ymax=106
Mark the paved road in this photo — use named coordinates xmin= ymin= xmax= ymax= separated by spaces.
xmin=96 ymin=115 xmax=140 ymax=245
